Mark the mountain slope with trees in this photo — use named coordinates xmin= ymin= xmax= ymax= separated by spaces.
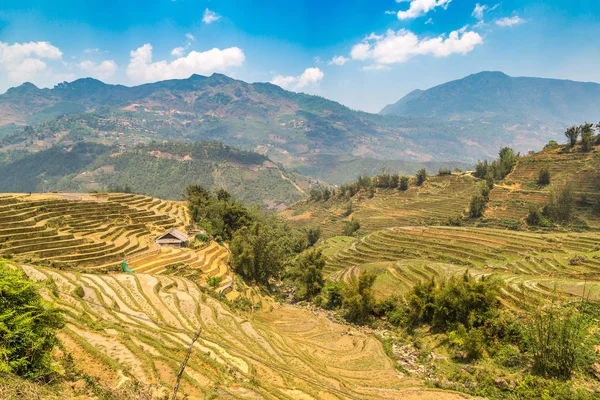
xmin=3 ymin=71 xmax=598 ymax=175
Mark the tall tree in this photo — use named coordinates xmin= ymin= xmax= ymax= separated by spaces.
xmin=288 ymin=249 xmax=326 ymax=301
xmin=565 ymin=125 xmax=580 ymax=147
xmin=581 ymin=122 xmax=594 ymax=152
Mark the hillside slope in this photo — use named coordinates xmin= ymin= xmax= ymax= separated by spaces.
xmin=11 ymin=260 xmax=475 ymax=400
xmin=0 ymin=141 xmax=312 ymax=207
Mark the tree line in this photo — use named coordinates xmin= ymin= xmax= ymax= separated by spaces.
xmin=308 ymin=168 xmax=431 ymax=203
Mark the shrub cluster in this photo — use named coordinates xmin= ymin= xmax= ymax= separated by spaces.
xmin=0 ymin=262 xmax=64 ymax=380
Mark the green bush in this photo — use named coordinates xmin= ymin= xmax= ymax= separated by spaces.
xmin=469 ymin=194 xmax=486 ymax=218
xmin=527 ymin=301 xmax=595 ymax=379
xmin=415 ymin=169 xmax=427 ymax=186
xmin=398 ymin=176 xmax=409 ymax=191
xmin=0 ymin=262 xmax=64 ymax=380
xmin=206 ymin=275 xmax=222 ymax=289
xmin=342 ymin=218 xmax=360 ymax=236
xmin=537 ymin=167 xmax=551 ymax=185
xmin=305 ymin=226 xmax=321 ymax=247
xmin=449 ymin=325 xmax=487 ymax=360
xmin=543 ymin=184 xmax=575 ymax=224
xmin=72 ymin=285 xmax=85 ymax=298
xmin=325 ymin=282 xmax=343 ymax=310
xmin=543 ymin=140 xmax=559 ymax=150
xmin=287 ymin=249 xmax=325 ymax=301
xmin=526 ymin=207 xmax=553 ymax=227
xmin=341 ymin=272 xmax=377 ymax=325
xmin=438 ymin=168 xmax=452 ymax=175
xmin=404 ymin=273 xmax=502 ymax=332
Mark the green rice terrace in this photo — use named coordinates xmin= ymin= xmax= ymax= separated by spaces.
xmin=0 ymin=192 xmax=233 ymax=292
xmin=324 ymin=226 xmax=600 ymax=306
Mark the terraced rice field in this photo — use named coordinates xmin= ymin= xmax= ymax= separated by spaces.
xmin=486 ymin=147 xmax=600 ymax=226
xmin=17 ymin=263 xmax=472 ymax=400
xmin=283 ymin=174 xmax=480 ymax=238
xmin=0 ymin=192 xmax=231 ymax=290
xmin=325 ymin=226 xmax=600 ymax=310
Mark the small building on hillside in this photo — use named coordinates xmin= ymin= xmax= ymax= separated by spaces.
xmin=156 ymin=228 xmax=189 ymax=247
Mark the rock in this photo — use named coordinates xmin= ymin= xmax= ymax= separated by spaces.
xmin=495 ymin=378 xmax=509 ymax=390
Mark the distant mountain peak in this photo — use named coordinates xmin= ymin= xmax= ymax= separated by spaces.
xmin=467 ymin=71 xmax=509 ymax=79
xmin=6 ymin=81 xmax=40 ymax=94
xmin=54 ymin=77 xmax=108 ymax=90
xmin=379 ymin=71 xmax=600 ymax=123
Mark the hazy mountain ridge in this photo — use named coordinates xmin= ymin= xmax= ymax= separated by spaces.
xmin=1 ymin=71 xmax=598 ymax=183
xmin=380 ymin=71 xmax=600 ymax=124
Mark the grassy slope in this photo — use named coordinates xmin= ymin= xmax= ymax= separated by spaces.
xmin=487 ymin=144 xmax=600 ymax=227
xmin=282 ymin=174 xmax=481 ymax=238
xmin=9 ymin=260 xmax=474 ymax=400
xmin=0 ymin=141 xmax=312 ymax=208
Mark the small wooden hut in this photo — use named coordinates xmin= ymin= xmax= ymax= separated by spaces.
xmin=156 ymin=228 xmax=189 ymax=247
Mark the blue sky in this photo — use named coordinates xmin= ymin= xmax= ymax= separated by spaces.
xmin=0 ymin=0 xmax=599 ymax=112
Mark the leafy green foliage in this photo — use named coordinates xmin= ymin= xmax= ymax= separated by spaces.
xmin=543 ymin=184 xmax=575 ymax=224
xmin=342 ymin=218 xmax=360 ymax=236
xmin=72 ymin=285 xmax=85 ymax=298
xmin=473 ymin=147 xmax=517 ymax=182
xmin=187 ymin=185 xmax=307 ymax=286
xmin=580 ymin=122 xmax=595 ymax=152
xmin=0 ymin=262 xmax=64 ymax=380
xmin=186 ymin=185 xmax=254 ymax=241
xmin=403 ymin=273 xmax=502 ymax=332
xmin=399 ymin=176 xmax=409 ymax=191
xmin=537 ymin=167 xmax=551 ymax=185
xmin=565 ymin=126 xmax=580 ymax=147
xmin=415 ymin=168 xmax=427 ymax=186
xmin=526 ymin=207 xmax=553 ymax=228
xmin=469 ymin=194 xmax=486 ymax=218
xmin=341 ymin=272 xmax=377 ymax=324
xmin=527 ymin=300 xmax=595 ymax=379
xmin=230 ymin=222 xmax=288 ymax=285
xmin=544 ymin=140 xmax=559 ymax=150
xmin=287 ymin=249 xmax=326 ymax=301
xmin=206 ymin=276 xmax=223 ymax=289
xmin=305 ymin=226 xmax=322 ymax=247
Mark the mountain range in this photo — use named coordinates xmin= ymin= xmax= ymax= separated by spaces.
xmin=0 ymin=71 xmax=598 ymax=194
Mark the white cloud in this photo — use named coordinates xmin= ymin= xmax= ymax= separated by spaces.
xmin=425 ymin=17 xmax=434 ymax=24
xmin=171 ymin=33 xmax=197 ymax=57
xmin=171 ymin=47 xmax=185 ymax=57
xmin=350 ymin=43 xmax=371 ymax=61
xmin=350 ymin=28 xmax=483 ymax=67
xmin=203 ymin=8 xmax=221 ymax=24
xmin=271 ymin=75 xmax=298 ymax=89
xmin=0 ymin=41 xmax=62 ymax=65
xmin=79 ymin=60 xmax=118 ymax=80
xmin=270 ymin=67 xmax=324 ymax=90
xmin=84 ymin=48 xmax=101 ymax=54
xmin=397 ymin=0 xmax=452 ymax=20
xmin=472 ymin=3 xmax=487 ymax=19
xmin=384 ymin=10 xmax=396 ymax=15
xmin=362 ymin=64 xmax=390 ymax=71
xmin=327 ymin=55 xmax=349 ymax=66
xmin=0 ymin=41 xmax=64 ymax=83
xmin=126 ymin=43 xmax=245 ymax=84
xmin=496 ymin=15 xmax=525 ymax=27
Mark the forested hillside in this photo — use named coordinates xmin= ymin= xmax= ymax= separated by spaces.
xmin=0 ymin=141 xmax=312 ymax=207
